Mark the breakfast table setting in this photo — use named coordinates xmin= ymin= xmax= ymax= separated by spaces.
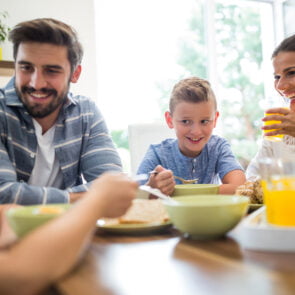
xmin=53 ymin=176 xmax=295 ymax=295
xmin=5 ymin=160 xmax=295 ymax=295
xmin=54 ymin=219 xmax=295 ymax=295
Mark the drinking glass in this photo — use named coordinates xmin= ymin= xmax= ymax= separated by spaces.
xmin=263 ymin=112 xmax=284 ymax=141
xmin=259 ymin=158 xmax=295 ymax=226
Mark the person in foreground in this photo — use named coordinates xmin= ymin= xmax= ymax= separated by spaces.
xmin=0 ymin=173 xmax=137 ymax=295
xmin=0 ymin=18 xmax=122 ymax=205
xmin=246 ymin=34 xmax=295 ymax=178
xmin=137 ymin=77 xmax=246 ymax=195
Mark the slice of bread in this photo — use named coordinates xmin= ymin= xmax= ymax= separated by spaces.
xmin=102 ymin=199 xmax=170 ymax=225
xmin=119 ymin=199 xmax=169 ymax=224
xmin=235 ymin=179 xmax=264 ymax=204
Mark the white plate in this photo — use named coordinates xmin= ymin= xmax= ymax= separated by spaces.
xmin=248 ymin=204 xmax=263 ymax=213
xmin=96 ymin=219 xmax=172 ymax=235
xmin=239 ymin=206 xmax=295 ymax=252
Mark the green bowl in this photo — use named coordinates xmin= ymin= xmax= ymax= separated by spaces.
xmin=164 ymin=195 xmax=249 ymax=240
xmin=172 ymin=184 xmax=219 ymax=197
xmin=6 ymin=204 xmax=70 ymax=238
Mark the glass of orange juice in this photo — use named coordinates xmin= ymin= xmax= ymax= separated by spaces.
xmin=259 ymin=158 xmax=295 ymax=226
xmin=263 ymin=112 xmax=284 ymax=141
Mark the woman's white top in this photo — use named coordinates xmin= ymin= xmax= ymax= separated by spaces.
xmin=246 ymin=135 xmax=295 ymax=179
xmin=28 ymin=119 xmax=64 ymax=188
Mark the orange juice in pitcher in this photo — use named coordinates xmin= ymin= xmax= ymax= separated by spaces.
xmin=261 ymin=176 xmax=295 ymax=226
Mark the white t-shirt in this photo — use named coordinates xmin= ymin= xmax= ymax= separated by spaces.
xmin=28 ymin=119 xmax=64 ymax=188
xmin=246 ymin=135 xmax=295 ymax=179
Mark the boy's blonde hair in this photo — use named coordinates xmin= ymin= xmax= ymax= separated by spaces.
xmin=169 ymin=77 xmax=217 ymax=114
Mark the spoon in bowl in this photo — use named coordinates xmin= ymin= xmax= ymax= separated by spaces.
xmin=139 ymin=185 xmax=177 ymax=204
xmin=149 ymin=170 xmax=198 ymax=184
xmin=174 ymin=176 xmax=199 ymax=184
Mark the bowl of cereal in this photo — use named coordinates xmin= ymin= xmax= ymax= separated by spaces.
xmin=6 ymin=204 xmax=70 ymax=238
xmin=172 ymin=184 xmax=219 ymax=197
xmin=163 ymin=194 xmax=249 ymax=240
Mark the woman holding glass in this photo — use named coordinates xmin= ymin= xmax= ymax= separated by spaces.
xmin=246 ymin=34 xmax=295 ymax=178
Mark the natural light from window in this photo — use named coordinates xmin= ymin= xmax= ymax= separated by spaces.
xmin=95 ymin=0 xmax=285 ymax=173
xmin=95 ymin=0 xmax=200 ymax=130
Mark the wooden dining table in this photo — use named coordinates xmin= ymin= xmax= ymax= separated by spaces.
xmin=54 ymin=220 xmax=295 ymax=295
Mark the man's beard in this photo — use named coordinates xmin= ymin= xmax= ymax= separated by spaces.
xmin=16 ymin=85 xmax=68 ymax=118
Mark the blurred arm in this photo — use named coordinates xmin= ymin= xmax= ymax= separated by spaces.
xmin=0 ymin=173 xmax=137 ymax=295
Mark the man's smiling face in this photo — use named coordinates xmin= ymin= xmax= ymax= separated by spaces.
xmin=14 ymin=42 xmax=73 ymax=119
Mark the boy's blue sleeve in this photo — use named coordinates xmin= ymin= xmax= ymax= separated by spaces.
xmin=216 ymin=140 xmax=244 ymax=180
xmin=136 ymin=145 xmax=161 ymax=175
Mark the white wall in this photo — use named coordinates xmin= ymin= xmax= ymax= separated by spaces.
xmin=1 ymin=0 xmax=97 ymax=100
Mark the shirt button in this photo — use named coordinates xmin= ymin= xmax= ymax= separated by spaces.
xmin=30 ymin=153 xmax=34 ymax=158
xmin=192 ymin=169 xmax=195 ymax=173
xmin=193 ymin=159 xmax=196 ymax=162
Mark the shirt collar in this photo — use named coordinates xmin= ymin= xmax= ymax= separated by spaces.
xmin=172 ymin=139 xmax=205 ymax=162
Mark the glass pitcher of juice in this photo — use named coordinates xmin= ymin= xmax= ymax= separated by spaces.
xmin=259 ymin=158 xmax=295 ymax=226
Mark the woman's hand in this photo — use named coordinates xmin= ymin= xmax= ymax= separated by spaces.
xmin=262 ymin=103 xmax=295 ymax=138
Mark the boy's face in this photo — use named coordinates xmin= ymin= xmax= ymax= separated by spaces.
xmin=165 ymin=100 xmax=219 ymax=158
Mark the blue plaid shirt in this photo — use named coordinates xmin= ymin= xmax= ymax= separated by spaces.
xmin=137 ymin=135 xmax=243 ymax=184
xmin=0 ymin=78 xmax=122 ymax=205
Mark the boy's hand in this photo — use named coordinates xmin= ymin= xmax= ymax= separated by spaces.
xmin=148 ymin=165 xmax=175 ymax=196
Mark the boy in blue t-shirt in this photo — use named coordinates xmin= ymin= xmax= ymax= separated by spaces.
xmin=137 ymin=77 xmax=246 ymax=195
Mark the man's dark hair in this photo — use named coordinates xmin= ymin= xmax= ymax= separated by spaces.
xmin=9 ymin=18 xmax=83 ymax=73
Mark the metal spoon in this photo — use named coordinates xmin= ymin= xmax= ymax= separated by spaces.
xmin=139 ymin=185 xmax=177 ymax=204
xmin=174 ymin=175 xmax=199 ymax=184
xmin=149 ymin=170 xmax=198 ymax=184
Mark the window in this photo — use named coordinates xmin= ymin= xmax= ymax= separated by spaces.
xmin=95 ymin=0 xmax=288 ymax=173
xmin=283 ymin=0 xmax=295 ymax=36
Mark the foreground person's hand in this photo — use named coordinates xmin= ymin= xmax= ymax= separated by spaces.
xmin=88 ymin=173 xmax=138 ymax=218
xmin=0 ymin=204 xmax=20 ymax=248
